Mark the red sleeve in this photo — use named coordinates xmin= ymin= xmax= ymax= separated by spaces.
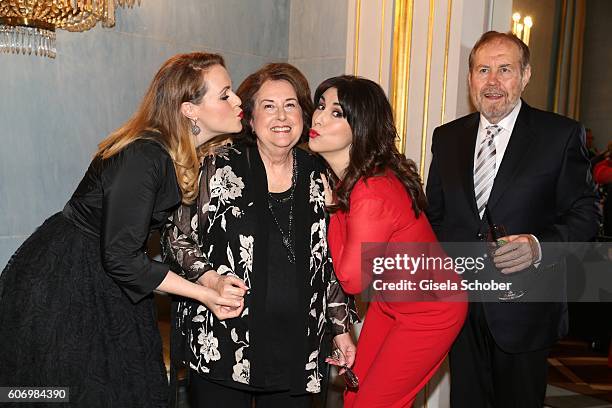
xmin=329 ymin=195 xmax=396 ymax=295
xmin=594 ymin=159 xmax=612 ymax=185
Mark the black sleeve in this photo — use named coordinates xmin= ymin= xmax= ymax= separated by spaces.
xmin=100 ymin=143 xmax=173 ymax=303
xmin=534 ymin=123 xmax=600 ymax=268
xmin=426 ymin=129 xmax=445 ymax=238
xmin=538 ymin=123 xmax=600 ymax=245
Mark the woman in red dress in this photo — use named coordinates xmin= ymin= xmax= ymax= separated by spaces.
xmin=308 ymin=75 xmax=467 ymax=407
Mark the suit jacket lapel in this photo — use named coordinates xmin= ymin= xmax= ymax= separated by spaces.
xmin=487 ymin=102 xmax=535 ymax=211
xmin=461 ymin=114 xmax=480 ymax=219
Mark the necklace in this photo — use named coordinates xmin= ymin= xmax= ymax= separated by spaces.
xmin=267 ymin=149 xmax=297 ymax=264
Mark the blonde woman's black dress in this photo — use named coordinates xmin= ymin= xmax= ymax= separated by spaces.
xmin=0 ymin=137 xmax=181 ymax=407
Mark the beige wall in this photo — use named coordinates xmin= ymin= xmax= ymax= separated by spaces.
xmin=344 ymin=1 xmax=490 ymax=406
xmin=288 ymin=0 xmax=349 ymax=93
xmin=346 ymin=0 xmax=489 ymax=182
xmin=0 ymin=0 xmax=292 ymax=267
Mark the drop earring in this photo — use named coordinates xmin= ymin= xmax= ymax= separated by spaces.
xmin=190 ymin=118 xmax=201 ymax=136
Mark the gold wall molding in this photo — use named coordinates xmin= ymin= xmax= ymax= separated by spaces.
xmin=441 ymin=0 xmax=453 ymax=124
xmin=346 ymin=0 xmax=393 ymax=88
xmin=553 ymin=0 xmax=568 ymax=113
xmin=419 ymin=0 xmax=436 ymax=178
xmin=390 ymin=0 xmax=414 ymax=155
xmin=353 ymin=0 xmax=362 ymax=76
xmin=378 ymin=0 xmax=386 ymax=84
xmin=573 ymin=0 xmax=585 ymax=119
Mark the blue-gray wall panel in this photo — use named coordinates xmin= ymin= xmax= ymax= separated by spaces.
xmin=0 ymin=0 xmax=290 ymax=267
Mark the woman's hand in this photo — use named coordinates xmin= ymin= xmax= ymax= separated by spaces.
xmin=197 ymin=271 xmax=248 ymax=320
xmin=197 ymin=286 xmax=245 ymax=320
xmin=326 ymin=332 xmax=356 ymax=374
xmin=157 ymin=271 xmax=244 ymax=320
xmin=198 ymin=270 xmax=249 ymax=301
xmin=320 ymin=172 xmax=334 ymax=207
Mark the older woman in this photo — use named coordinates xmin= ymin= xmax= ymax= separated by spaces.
xmin=163 ymin=63 xmax=358 ymax=408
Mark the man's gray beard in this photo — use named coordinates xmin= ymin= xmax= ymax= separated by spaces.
xmin=471 ymin=94 xmax=519 ymax=123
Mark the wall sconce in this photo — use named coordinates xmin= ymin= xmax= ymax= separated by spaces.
xmin=512 ymin=12 xmax=533 ymax=46
xmin=0 ymin=0 xmax=141 ymax=59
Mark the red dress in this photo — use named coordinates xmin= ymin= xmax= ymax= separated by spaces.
xmin=594 ymin=158 xmax=612 ymax=185
xmin=329 ymin=172 xmax=467 ymax=408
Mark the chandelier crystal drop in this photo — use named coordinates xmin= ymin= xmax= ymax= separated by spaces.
xmin=0 ymin=0 xmax=141 ymax=59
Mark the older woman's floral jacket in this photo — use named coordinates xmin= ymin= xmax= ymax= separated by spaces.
xmin=162 ymin=143 xmax=358 ymax=394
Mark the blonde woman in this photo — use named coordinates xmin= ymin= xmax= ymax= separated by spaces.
xmin=0 ymin=52 xmax=245 ymax=407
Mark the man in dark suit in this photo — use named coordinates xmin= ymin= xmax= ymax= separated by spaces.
xmin=426 ymin=31 xmax=599 ymax=407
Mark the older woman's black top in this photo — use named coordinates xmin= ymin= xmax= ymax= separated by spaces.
xmin=62 ymin=136 xmax=182 ymax=303
xmin=262 ymin=188 xmax=297 ymax=389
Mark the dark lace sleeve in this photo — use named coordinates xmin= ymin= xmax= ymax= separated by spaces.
xmin=161 ymin=157 xmax=215 ymax=282
xmin=306 ymin=155 xmax=360 ymax=337
xmin=326 ymin=268 xmax=361 ymax=337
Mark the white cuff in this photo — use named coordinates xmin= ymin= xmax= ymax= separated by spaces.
xmin=529 ymin=234 xmax=542 ymax=268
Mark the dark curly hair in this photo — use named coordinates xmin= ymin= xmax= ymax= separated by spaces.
xmin=314 ymin=75 xmax=427 ymax=216
xmin=235 ymin=63 xmax=314 ymax=143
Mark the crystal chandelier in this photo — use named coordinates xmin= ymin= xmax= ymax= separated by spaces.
xmin=0 ymin=0 xmax=140 ymax=58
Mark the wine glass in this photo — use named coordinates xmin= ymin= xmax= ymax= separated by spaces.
xmin=487 ymin=224 xmax=527 ymax=301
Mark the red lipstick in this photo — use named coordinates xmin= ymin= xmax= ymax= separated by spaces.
xmin=309 ymin=129 xmax=320 ymax=139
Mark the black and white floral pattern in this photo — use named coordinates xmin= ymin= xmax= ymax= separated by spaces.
xmin=162 ymin=144 xmax=358 ymax=394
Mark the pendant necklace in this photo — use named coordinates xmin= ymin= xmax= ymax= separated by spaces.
xmin=267 ymin=149 xmax=297 ymax=264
